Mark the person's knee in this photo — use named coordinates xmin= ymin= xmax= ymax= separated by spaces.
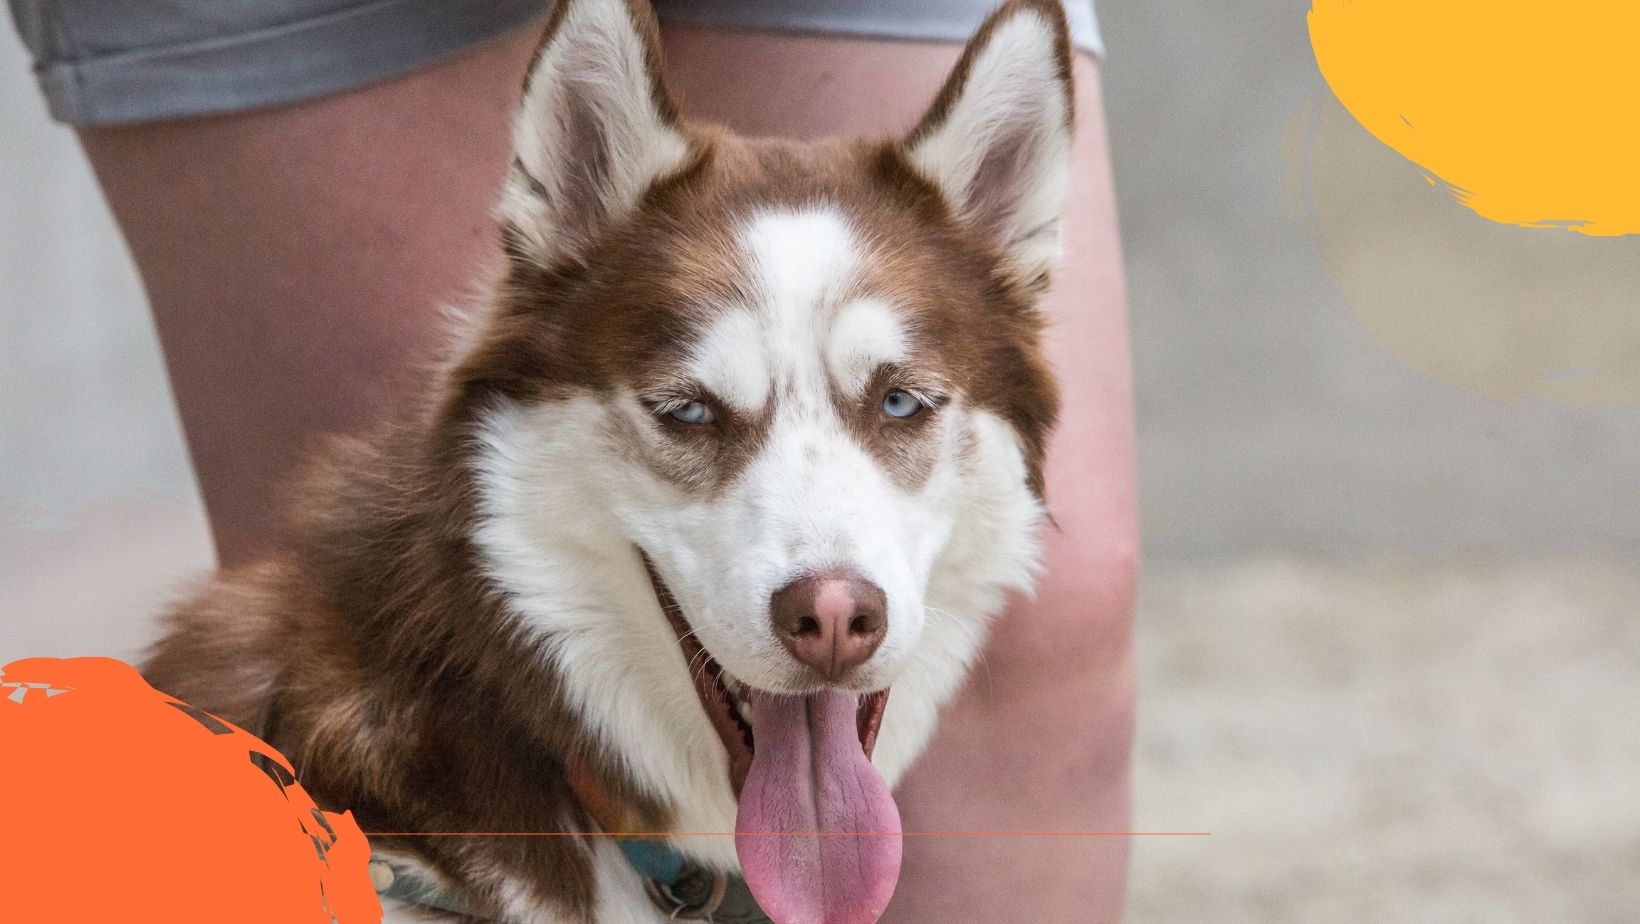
xmin=979 ymin=522 xmax=1139 ymax=689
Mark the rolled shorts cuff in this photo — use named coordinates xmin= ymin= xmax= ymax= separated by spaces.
xmin=25 ymin=0 xmax=548 ymax=125
xmin=655 ymin=0 xmax=1103 ymax=59
xmin=15 ymin=0 xmax=1101 ymax=127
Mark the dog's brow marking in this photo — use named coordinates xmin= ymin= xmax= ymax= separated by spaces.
xmin=685 ymin=308 xmax=770 ymax=413
xmin=684 ymin=208 xmax=862 ymax=416
xmin=827 ymin=298 xmax=909 ymax=397
xmin=740 ymin=207 xmax=860 ymax=325
xmin=734 ymin=206 xmax=866 ymax=419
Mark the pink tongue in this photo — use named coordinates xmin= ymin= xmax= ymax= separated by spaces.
xmin=736 ymin=690 xmax=902 ymax=924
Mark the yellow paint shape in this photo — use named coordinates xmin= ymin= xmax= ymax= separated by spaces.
xmin=1308 ymin=2 xmax=1640 ymax=236
xmin=1285 ymin=96 xmax=1640 ymax=404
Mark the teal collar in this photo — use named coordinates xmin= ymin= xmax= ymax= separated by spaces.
xmin=369 ymin=839 xmax=773 ymax=922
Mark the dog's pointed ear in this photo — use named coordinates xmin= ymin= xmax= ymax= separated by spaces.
xmin=903 ymin=0 xmax=1076 ymax=291
xmin=500 ymin=0 xmax=694 ymax=266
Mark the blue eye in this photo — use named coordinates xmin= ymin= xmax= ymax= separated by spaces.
xmin=668 ymin=401 xmax=715 ymax=425
xmin=882 ymin=389 xmax=924 ymax=419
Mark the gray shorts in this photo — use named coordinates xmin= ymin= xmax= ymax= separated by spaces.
xmin=9 ymin=0 xmax=1101 ymax=126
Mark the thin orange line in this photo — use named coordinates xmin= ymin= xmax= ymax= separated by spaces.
xmin=362 ymin=831 xmax=1211 ymax=838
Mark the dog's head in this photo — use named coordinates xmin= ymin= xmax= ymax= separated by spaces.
xmin=458 ymin=0 xmax=1072 ymax=828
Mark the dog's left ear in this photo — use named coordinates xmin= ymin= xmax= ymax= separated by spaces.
xmin=904 ymin=0 xmax=1076 ymax=291
xmin=500 ymin=0 xmax=694 ymax=267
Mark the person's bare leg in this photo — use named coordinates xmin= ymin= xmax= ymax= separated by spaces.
xmin=82 ymin=15 xmax=1134 ymax=918
xmin=662 ymin=27 xmax=1137 ymax=921
xmin=79 ymin=24 xmax=545 ymax=565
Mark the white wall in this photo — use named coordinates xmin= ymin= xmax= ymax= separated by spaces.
xmin=1 ymin=26 xmax=211 ymax=661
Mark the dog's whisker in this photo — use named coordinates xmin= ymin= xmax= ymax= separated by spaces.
xmin=686 ymin=648 xmax=712 ymax=681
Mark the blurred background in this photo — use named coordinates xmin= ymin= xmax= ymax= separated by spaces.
xmin=3 ymin=2 xmax=1637 ymax=922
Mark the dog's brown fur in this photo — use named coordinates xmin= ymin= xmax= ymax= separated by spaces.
xmin=143 ymin=1 xmax=1071 ymax=918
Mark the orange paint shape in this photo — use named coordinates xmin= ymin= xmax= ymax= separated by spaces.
xmin=1308 ymin=1 xmax=1640 ymax=235
xmin=0 ymin=657 xmax=381 ymax=923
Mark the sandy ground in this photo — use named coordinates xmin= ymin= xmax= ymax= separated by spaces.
xmin=1128 ymin=558 xmax=1640 ymax=924
xmin=5 ymin=507 xmax=1635 ymax=921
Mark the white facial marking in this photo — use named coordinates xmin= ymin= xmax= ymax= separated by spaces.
xmin=826 ymin=299 xmax=909 ymax=397
xmin=683 ymin=309 xmax=771 ymax=413
xmin=617 ymin=207 xmax=937 ymax=695
xmin=686 ymin=208 xmax=894 ymax=414
xmin=742 ymin=207 xmax=862 ymax=333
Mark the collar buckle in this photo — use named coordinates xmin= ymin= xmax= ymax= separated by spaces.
xmin=644 ymin=865 xmax=728 ymax=920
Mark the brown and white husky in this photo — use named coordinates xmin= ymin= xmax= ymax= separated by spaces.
xmin=144 ymin=0 xmax=1074 ymax=920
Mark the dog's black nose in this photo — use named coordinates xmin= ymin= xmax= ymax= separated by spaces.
xmin=770 ymin=569 xmax=887 ymax=682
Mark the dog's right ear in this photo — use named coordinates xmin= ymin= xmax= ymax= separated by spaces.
xmin=903 ymin=0 xmax=1075 ymax=293
xmin=499 ymin=0 xmax=694 ymax=267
